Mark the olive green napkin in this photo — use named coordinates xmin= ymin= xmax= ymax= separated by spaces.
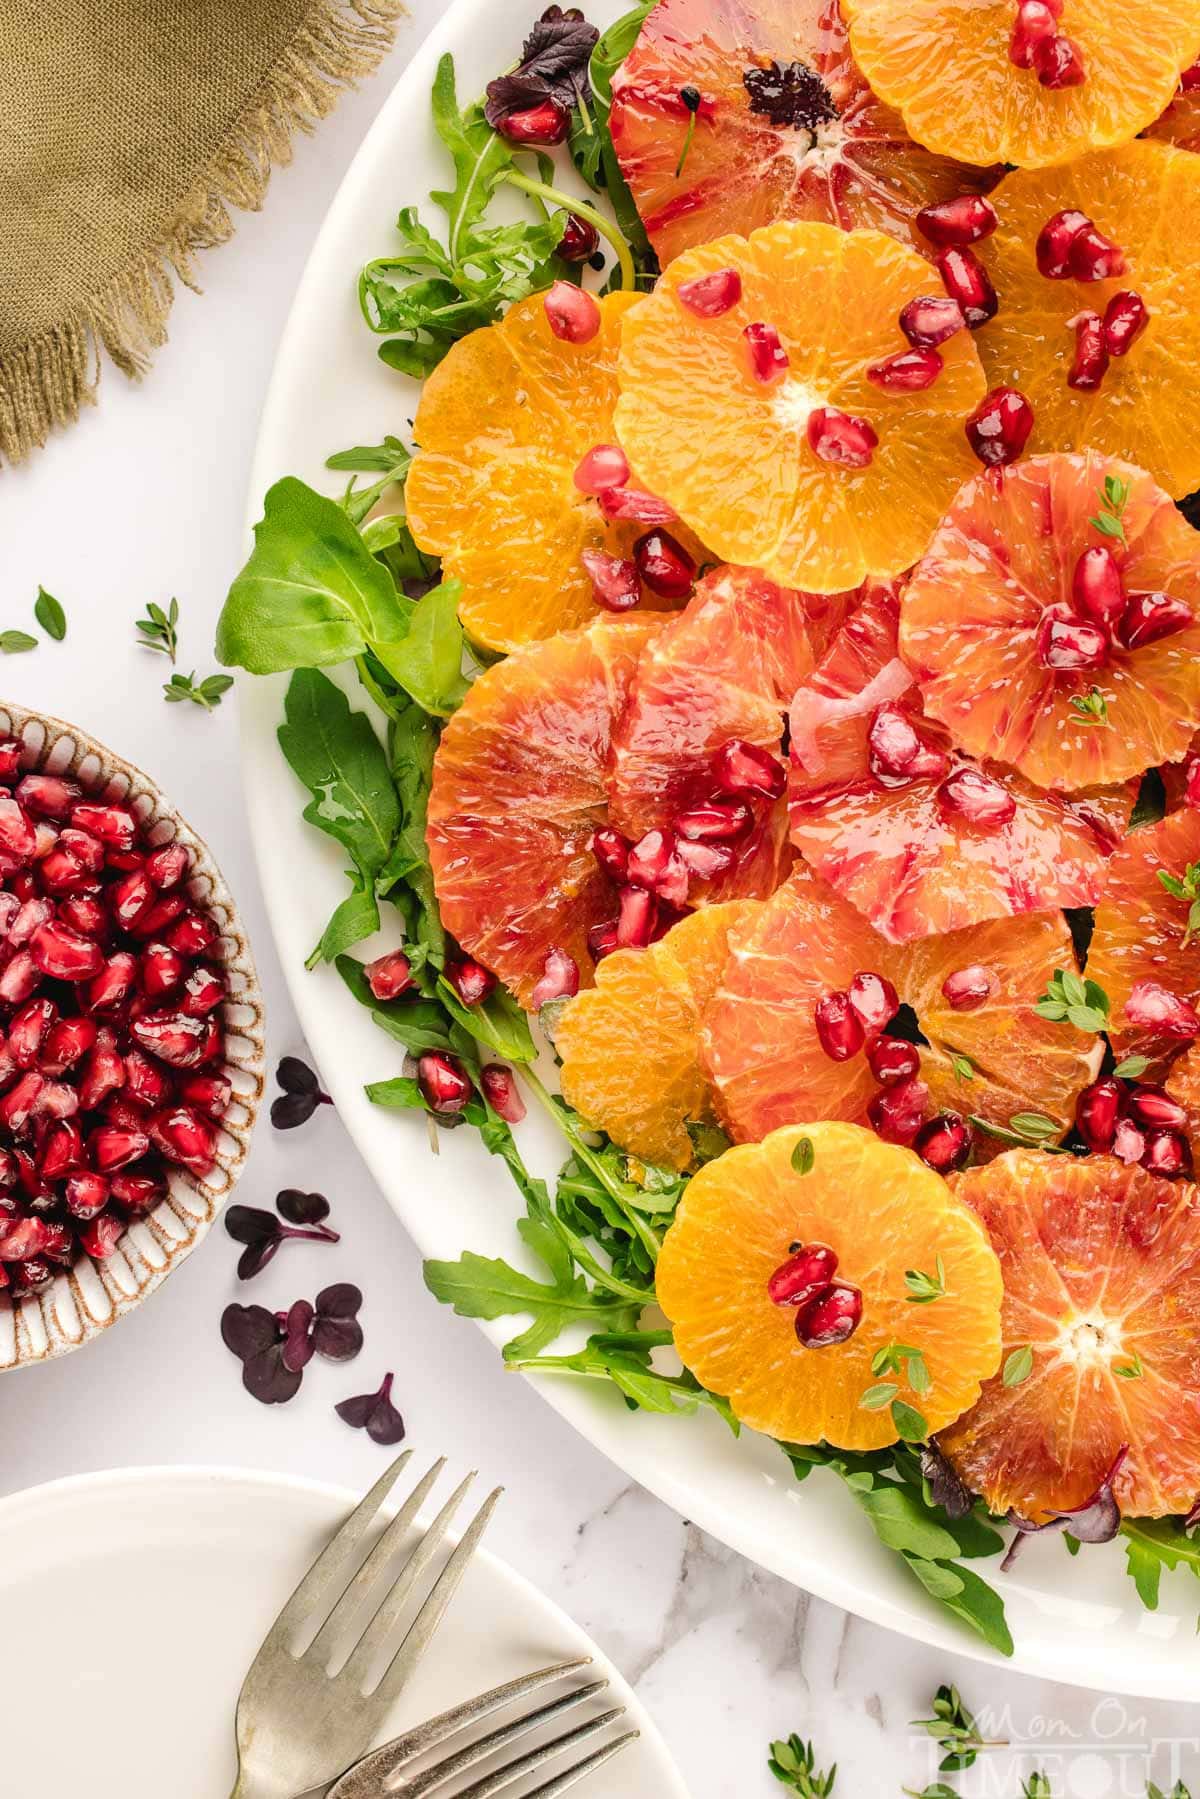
xmin=0 ymin=0 xmax=405 ymax=465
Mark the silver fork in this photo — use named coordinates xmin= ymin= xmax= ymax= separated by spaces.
xmin=231 ymin=1451 xmax=502 ymax=1799
xmin=328 ymin=1659 xmax=639 ymax=1798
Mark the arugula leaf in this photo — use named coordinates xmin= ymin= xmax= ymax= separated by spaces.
xmin=325 ymin=435 xmax=411 ymax=473
xmin=423 ymin=1248 xmax=641 ymax=1360
xmin=436 ymin=974 xmax=536 ymax=1064
xmin=308 ymin=874 xmax=382 ymax=969
xmin=383 ymin=698 xmax=446 ymax=977
xmin=34 ymin=587 xmax=66 ymax=641
xmin=511 ymin=1329 xmax=738 ymax=1430
xmin=338 ymin=955 xmax=454 ymax=1056
xmin=278 ymin=669 xmax=399 ymax=892
xmin=1122 ymin=1517 xmax=1200 ymax=1611
xmin=387 ymin=578 xmax=468 ymax=715
xmin=904 ymin=1555 xmax=1014 ymax=1656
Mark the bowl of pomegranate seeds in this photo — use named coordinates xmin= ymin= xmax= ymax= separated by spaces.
xmin=0 ymin=703 xmax=265 ymax=1371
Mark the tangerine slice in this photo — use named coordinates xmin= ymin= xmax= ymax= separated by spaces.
xmin=975 ymin=144 xmax=1200 ymax=498
xmin=900 ymin=453 xmax=1200 ymax=791
xmin=406 ymin=291 xmax=701 ymax=653
xmin=939 ymin=1151 xmax=1200 ymax=1519
xmin=1084 ymin=808 xmax=1200 ymax=1063
xmin=608 ymin=0 xmax=996 ymax=268
xmin=614 ymin=221 xmax=986 ymax=593
xmin=609 ymin=564 xmax=854 ymax=903
xmin=426 ymin=614 xmax=663 ymax=1007
xmin=555 ymin=900 xmax=759 ymax=1169
xmin=841 ymin=0 xmax=1200 ymax=169
xmin=656 ymin=1121 xmax=1003 ymax=1449
xmin=788 ymin=584 xmax=1130 ymax=940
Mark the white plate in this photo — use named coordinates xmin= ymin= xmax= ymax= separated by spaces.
xmin=0 ymin=1465 xmax=686 ymax=1796
xmin=238 ymin=0 xmax=1200 ymax=1697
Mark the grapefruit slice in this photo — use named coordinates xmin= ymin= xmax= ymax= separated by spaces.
xmin=974 ymin=143 xmax=1200 ymax=498
xmin=555 ymin=900 xmax=759 ymax=1169
xmin=608 ymin=0 xmax=996 ymax=268
xmin=426 ymin=614 xmax=663 ymax=1007
xmin=841 ymin=0 xmax=1200 ymax=170
xmin=939 ymin=1151 xmax=1200 ymax=1520
xmin=900 ymin=453 xmax=1200 ymax=792
xmin=614 ymin=221 xmax=986 ymax=593
xmin=1084 ymin=808 xmax=1200 ymax=1063
xmin=406 ymin=291 xmax=701 ymax=653
xmin=787 ymin=584 xmax=1131 ymax=941
xmin=609 ymin=564 xmax=854 ymax=903
xmin=656 ymin=1121 xmax=1003 ymax=1449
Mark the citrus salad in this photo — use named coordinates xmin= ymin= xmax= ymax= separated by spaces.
xmin=218 ymin=0 xmax=1200 ymax=1654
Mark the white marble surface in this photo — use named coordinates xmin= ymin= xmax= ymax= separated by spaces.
xmin=1 ymin=7 xmax=1198 ymax=1795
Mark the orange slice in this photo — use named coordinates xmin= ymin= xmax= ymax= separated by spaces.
xmin=614 ymin=221 xmax=986 ymax=593
xmin=656 ymin=1121 xmax=1003 ymax=1448
xmin=900 ymin=453 xmax=1200 ymax=791
xmin=555 ymin=900 xmax=758 ymax=1169
xmin=939 ymin=1151 xmax=1200 ymax=1520
xmin=426 ymin=615 xmax=662 ymax=1007
xmin=1085 ymin=807 xmax=1200 ymax=1063
xmin=841 ymin=0 xmax=1200 ymax=169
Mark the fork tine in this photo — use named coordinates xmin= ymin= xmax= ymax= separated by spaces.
xmin=307 ymin=1456 xmax=449 ymax=1665
xmin=363 ymin=1485 xmax=503 ymax=1703
xmin=506 ymin=1732 xmax=641 ymax=1799
xmin=436 ymin=1712 xmax=633 ymax=1799
xmin=379 ymin=1683 xmax=612 ymax=1797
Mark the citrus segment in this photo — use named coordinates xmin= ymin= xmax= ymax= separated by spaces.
xmin=406 ymin=291 xmax=701 ymax=652
xmin=899 ymin=453 xmax=1200 ymax=791
xmin=939 ymin=1151 xmax=1200 ymax=1519
xmin=1145 ymin=65 xmax=1200 ymax=153
xmin=614 ymin=221 xmax=986 ymax=593
xmin=787 ymin=583 xmax=1130 ymax=940
xmin=1085 ymin=808 xmax=1200 ymax=1062
xmin=426 ymin=615 xmax=663 ymax=1007
xmin=608 ymin=0 xmax=996 ymax=268
xmin=974 ymin=144 xmax=1200 ymax=497
xmin=556 ymin=901 xmax=758 ymax=1169
xmin=610 ymin=564 xmax=853 ymax=903
xmin=656 ymin=1121 xmax=1003 ymax=1448
xmin=841 ymin=0 xmax=1200 ymax=169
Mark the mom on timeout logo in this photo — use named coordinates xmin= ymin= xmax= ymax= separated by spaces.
xmin=907 ymin=1697 xmax=1200 ymax=1797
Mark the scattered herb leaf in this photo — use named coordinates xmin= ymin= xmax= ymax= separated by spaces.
xmin=1035 ymin=968 xmax=1110 ymax=1033
xmin=791 ymin=1135 xmax=815 ymax=1175
xmin=1003 ymin=1345 xmax=1034 ymax=1388
xmin=950 ymin=1052 xmax=975 ymax=1084
xmin=135 ymin=597 xmax=180 ymax=662
xmin=1089 ymin=473 xmax=1130 ymax=546
xmin=336 ymin=1370 xmax=406 ymax=1445
xmin=1113 ymin=1054 xmax=1150 ymax=1079
xmin=0 ymin=631 xmax=37 ymax=654
xmin=1114 ymin=1352 xmax=1145 ymax=1380
xmin=33 ymin=587 xmax=66 ymax=641
xmin=911 ymin=1683 xmax=1004 ymax=1773
xmin=163 ymin=670 xmax=234 ymax=710
xmin=767 ymin=1734 xmax=837 ymax=1795
xmin=905 ymin=1258 xmax=947 ymax=1305
xmin=1157 ymin=860 xmax=1200 ymax=948
xmin=1069 ymin=685 xmax=1109 ymax=727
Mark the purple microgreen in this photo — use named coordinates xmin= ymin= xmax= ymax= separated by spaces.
xmin=220 ymin=1301 xmax=277 ymax=1362
xmin=276 ymin=1189 xmax=332 ymax=1228
xmin=220 ymin=1303 xmax=303 ymax=1406
xmin=1001 ymin=1445 xmax=1129 ymax=1569
xmin=918 ymin=1443 xmax=976 ymax=1521
xmin=311 ymin=1283 xmax=364 ymax=1361
xmin=224 ymin=1200 xmax=340 ymax=1281
xmin=271 ymin=1056 xmax=333 ymax=1129
xmin=484 ymin=6 xmax=599 ymax=128
xmin=335 ymin=1371 xmax=406 ymax=1446
xmin=281 ymin=1299 xmax=316 ymax=1374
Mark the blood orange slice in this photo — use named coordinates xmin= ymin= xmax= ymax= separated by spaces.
xmin=900 ymin=453 xmax=1200 ymax=792
xmin=787 ymin=584 xmax=1130 ymax=941
xmin=939 ymin=1151 xmax=1200 ymax=1520
xmin=656 ymin=1121 xmax=1003 ymax=1449
xmin=609 ymin=564 xmax=854 ymax=903
xmin=608 ymin=0 xmax=995 ymax=269
xmin=1145 ymin=60 xmax=1200 ymax=152
xmin=1084 ymin=808 xmax=1200 ymax=1063
xmin=427 ymin=614 xmax=663 ymax=1007
xmin=556 ymin=900 xmax=758 ymax=1169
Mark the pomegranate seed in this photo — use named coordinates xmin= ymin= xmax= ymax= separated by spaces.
xmin=1067 ymin=310 xmax=1109 ymax=392
xmin=712 ymin=738 xmax=786 ymax=800
xmin=130 ymin=892 xmax=187 ymax=939
xmin=497 ymin=99 xmax=569 ymax=145
xmin=1113 ymin=1117 xmax=1147 ymax=1165
xmin=936 ymin=246 xmax=997 ymax=329
xmin=675 ymin=837 xmax=735 ymax=879
xmin=1069 ymin=224 xmax=1126 ymax=282
xmin=582 ymin=549 xmax=641 ymax=612
xmin=1182 ymin=59 xmax=1200 ymax=91
xmin=0 ymin=796 xmax=36 ymax=863
xmin=587 ymin=918 xmax=620 ymax=960
xmin=9 ymin=896 xmax=51 ymax=946
xmin=35 ymin=844 xmax=85 ymax=892
xmin=1036 ymin=209 xmax=1092 ymax=279
xmin=31 ymin=821 xmax=58 ymax=859
xmin=1144 ymin=1128 xmax=1192 ymax=1178
xmin=9 ymin=1255 xmax=54 ymax=1295
xmin=106 ymin=847 xmax=146 ymax=873
xmin=544 ymin=281 xmax=601 ymax=344
xmin=16 ymin=774 xmax=80 ymax=818
xmin=743 ymin=321 xmax=789 ymax=381
xmin=125 ymin=1048 xmax=174 ymax=1108
xmin=1034 ymin=33 xmax=1087 ymax=88
xmin=815 ymin=990 xmax=865 ymax=1062
xmin=1185 ymin=758 xmax=1200 ymax=807
xmin=869 ymin=1076 xmax=929 ymax=1145
xmin=557 ymin=213 xmax=600 ymax=262
xmin=80 ymin=1213 xmax=124 ymax=1259
xmin=69 ymin=802 xmax=137 ymax=849
xmin=794 ymin=1281 xmax=863 ymax=1348
xmin=677 ymin=267 xmax=742 ymax=316
xmin=0 ymin=1214 xmax=51 ymax=1260
xmin=479 ymin=1064 xmax=526 ymax=1124
xmin=130 ymin=1009 xmax=212 ymax=1068
xmin=38 ymin=1119 xmax=83 ymax=1182
xmin=416 ymin=1052 xmax=472 ymax=1115
xmin=149 ymin=1104 xmax=217 ymax=1174
xmin=591 ymin=827 xmax=630 ymax=882
xmin=110 ymin=867 xmax=154 ymax=929
xmin=1103 ymin=290 xmax=1149 ymax=357
xmin=672 ymin=802 xmax=751 ymax=842
xmin=41 ymin=1015 xmax=96 ymax=1074
xmin=0 ymin=950 xmax=39 ymax=1005
xmin=868 ymin=1037 xmax=921 ymax=1086
xmin=9 ymin=998 xmax=56 ymax=1068
xmin=807 ymin=406 xmax=878 ymax=469
xmin=78 ymin=1034 xmax=126 ymax=1108
xmin=63 ymin=1171 xmax=110 ymax=1220
xmin=914 ymin=1112 xmax=973 ymax=1173
xmin=180 ymin=965 xmax=224 ymax=1019
xmin=768 ymin=1243 xmax=838 ymax=1308
xmin=965 ymin=387 xmax=1034 ymax=466
xmin=1117 ymin=590 xmax=1192 ymax=652
xmin=179 ymin=1071 xmax=232 ymax=1116
xmin=596 ymin=487 xmax=676 ymax=525
xmin=1125 ymin=980 xmax=1200 ymax=1038
xmin=58 ymin=893 xmax=107 ymax=937
xmin=30 ymin=917 xmax=104 ymax=981
xmin=35 ymin=1080 xmax=79 ymax=1120
xmin=942 ymin=966 xmax=995 ymax=1010
xmin=365 ymin=949 xmax=413 ymax=1002
xmin=41 ymin=1220 xmax=76 ymax=1266
xmin=937 ymin=767 xmax=1017 ymax=828
xmin=868 ymin=704 xmax=925 ymax=782
xmin=616 ymin=886 xmax=657 ymax=949
xmin=1037 ymin=612 xmax=1108 ymax=671
xmin=531 ymin=947 xmax=581 ymax=1007
xmin=0 ymin=738 xmax=21 ymax=782
xmin=628 ymin=829 xmax=689 ymax=906
xmin=145 ymin=842 xmax=190 ymax=889
xmin=89 ymin=1124 xmax=150 ymax=1172
xmin=166 ymin=910 xmax=218 ymax=957
xmin=447 ymin=958 xmax=497 ymax=1007
xmin=634 ymin=529 xmax=695 ymax=599
xmin=1126 ymin=1085 xmax=1189 ymax=1132
xmin=1009 ymin=0 xmax=1061 ymax=68
xmin=573 ymin=444 xmax=630 ymax=495
xmin=141 ymin=940 xmax=185 ymax=997
xmin=110 ymin=1171 xmax=166 ymax=1214
xmin=0 ymin=891 xmax=17 ymax=938
xmin=848 ymin=971 xmax=899 ymax=1035
xmin=917 ymin=194 xmax=998 ymax=247
xmin=899 ymin=295 xmax=965 ymax=349
xmin=87 ymin=951 xmax=138 ymax=1014
xmin=1073 ymin=545 xmax=1125 ymax=627
xmin=866 ymin=347 xmax=943 ymax=392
